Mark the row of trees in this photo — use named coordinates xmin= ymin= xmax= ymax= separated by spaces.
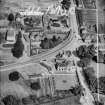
xmin=1 ymin=94 xmax=38 ymax=105
xmin=75 ymin=45 xmax=98 ymax=93
xmin=40 ymin=36 xmax=62 ymax=49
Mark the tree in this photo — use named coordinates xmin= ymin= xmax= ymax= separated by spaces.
xmin=52 ymin=35 xmax=57 ymax=42
xmin=0 ymin=61 xmax=4 ymax=66
xmin=92 ymin=51 xmax=105 ymax=63
xmin=98 ymin=0 xmax=105 ymax=9
xmin=99 ymin=77 xmax=105 ymax=94
xmin=70 ymin=85 xmax=82 ymax=95
xmin=65 ymin=50 xmax=71 ymax=57
xmin=94 ymin=101 xmax=104 ymax=105
xmin=0 ymin=32 xmax=5 ymax=44
xmin=0 ymin=100 xmax=5 ymax=105
xmin=30 ymin=82 xmax=41 ymax=91
xmin=11 ymin=31 xmax=24 ymax=58
xmin=87 ymin=44 xmax=96 ymax=58
xmin=9 ymin=71 xmax=20 ymax=81
xmin=8 ymin=13 xmax=14 ymax=23
xmin=29 ymin=95 xmax=37 ymax=103
xmin=92 ymin=56 xmax=97 ymax=63
xmin=76 ymin=45 xmax=87 ymax=59
xmin=77 ymin=58 xmax=90 ymax=68
xmin=83 ymin=67 xmax=97 ymax=92
xmin=75 ymin=0 xmax=79 ymax=7
xmin=40 ymin=38 xmax=55 ymax=49
xmin=61 ymin=0 xmax=71 ymax=10
xmin=76 ymin=45 xmax=96 ymax=59
xmin=2 ymin=95 xmax=19 ymax=105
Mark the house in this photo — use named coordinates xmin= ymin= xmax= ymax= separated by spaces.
xmin=55 ymin=59 xmax=76 ymax=72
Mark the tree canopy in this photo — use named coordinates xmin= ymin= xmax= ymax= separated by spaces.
xmin=30 ymin=82 xmax=41 ymax=91
xmin=2 ymin=95 xmax=19 ymax=105
xmin=99 ymin=77 xmax=105 ymax=94
xmin=83 ymin=67 xmax=97 ymax=93
xmin=9 ymin=71 xmax=20 ymax=81
xmin=77 ymin=58 xmax=90 ymax=68
xmin=61 ymin=0 xmax=71 ymax=10
xmin=22 ymin=97 xmax=34 ymax=105
xmin=76 ymin=45 xmax=96 ymax=59
xmin=8 ymin=13 xmax=14 ymax=22
xmin=40 ymin=36 xmax=62 ymax=49
xmin=11 ymin=32 xmax=24 ymax=58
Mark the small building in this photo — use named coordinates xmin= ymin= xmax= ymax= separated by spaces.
xmin=5 ymin=28 xmax=16 ymax=44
